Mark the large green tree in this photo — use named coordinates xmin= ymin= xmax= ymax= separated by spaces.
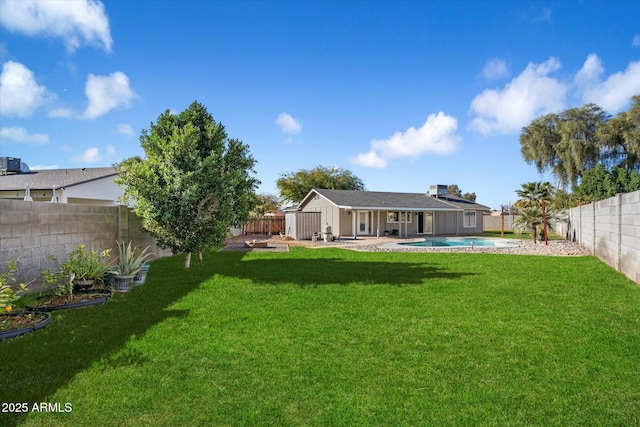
xmin=573 ymin=164 xmax=640 ymax=204
xmin=597 ymin=95 xmax=640 ymax=171
xmin=520 ymin=104 xmax=606 ymax=189
xmin=520 ymin=97 xmax=640 ymax=191
xmin=276 ymin=165 xmax=365 ymax=204
xmin=115 ymin=101 xmax=259 ymax=268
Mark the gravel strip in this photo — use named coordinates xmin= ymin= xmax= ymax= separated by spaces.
xmin=342 ymin=239 xmax=591 ymax=256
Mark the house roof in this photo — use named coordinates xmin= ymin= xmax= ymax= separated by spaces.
xmin=301 ymin=189 xmax=490 ymax=211
xmin=0 ymin=167 xmax=117 ymax=191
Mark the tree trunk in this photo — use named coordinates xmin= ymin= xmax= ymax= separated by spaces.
xmin=197 ymin=251 xmax=203 ymax=262
xmin=532 ymin=226 xmax=537 ymax=243
xmin=185 ymin=252 xmax=191 ymax=269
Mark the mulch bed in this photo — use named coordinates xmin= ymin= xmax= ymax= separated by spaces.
xmin=0 ymin=312 xmax=48 ymax=333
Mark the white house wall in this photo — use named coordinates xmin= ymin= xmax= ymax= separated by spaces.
xmin=63 ymin=176 xmax=122 ymax=204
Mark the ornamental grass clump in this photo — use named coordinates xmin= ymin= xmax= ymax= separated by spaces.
xmin=112 ymin=241 xmax=154 ymax=277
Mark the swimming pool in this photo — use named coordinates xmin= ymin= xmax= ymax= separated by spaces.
xmin=400 ymin=237 xmax=505 ymax=247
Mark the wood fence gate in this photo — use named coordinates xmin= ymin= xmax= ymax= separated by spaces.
xmin=242 ymin=216 xmax=285 ymax=235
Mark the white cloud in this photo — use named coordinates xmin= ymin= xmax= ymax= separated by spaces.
xmin=115 ymin=123 xmax=135 ymax=136
xmin=83 ymin=71 xmax=136 ymax=119
xmin=351 ymin=151 xmax=388 ymax=169
xmin=0 ymin=126 xmax=49 ymax=144
xmin=351 ymin=112 xmax=460 ymax=169
xmin=633 ymin=34 xmax=640 ymax=47
xmin=0 ymin=60 xmax=51 ymax=117
xmin=576 ymin=56 xmax=640 ymax=113
xmin=573 ymin=53 xmax=604 ymax=88
xmin=72 ymin=147 xmax=101 ymax=163
xmin=481 ymin=58 xmax=509 ymax=80
xmin=469 ymin=57 xmax=567 ymax=135
xmin=47 ymin=107 xmax=74 ymax=118
xmin=0 ymin=0 xmax=112 ymax=52
xmin=275 ymin=112 xmax=302 ymax=134
xmin=106 ymin=144 xmax=116 ymax=156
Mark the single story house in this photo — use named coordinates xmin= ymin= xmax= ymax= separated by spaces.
xmin=290 ymin=187 xmax=490 ymax=239
xmin=0 ymin=166 xmax=122 ymax=205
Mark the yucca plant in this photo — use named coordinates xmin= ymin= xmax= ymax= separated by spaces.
xmin=112 ymin=241 xmax=154 ymax=277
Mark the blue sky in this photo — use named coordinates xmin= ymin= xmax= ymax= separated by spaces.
xmin=1 ymin=0 xmax=639 ymax=210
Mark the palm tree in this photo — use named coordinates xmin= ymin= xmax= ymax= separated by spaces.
xmin=514 ymin=207 xmax=544 ymax=243
xmin=514 ymin=206 xmax=564 ymax=243
xmin=514 ymin=181 xmax=553 ymax=210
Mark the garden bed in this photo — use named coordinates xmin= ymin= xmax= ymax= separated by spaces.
xmin=26 ymin=289 xmax=112 ymax=312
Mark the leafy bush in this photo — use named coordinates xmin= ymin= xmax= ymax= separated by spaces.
xmin=0 ymin=260 xmax=30 ymax=313
xmin=62 ymin=245 xmax=112 ymax=283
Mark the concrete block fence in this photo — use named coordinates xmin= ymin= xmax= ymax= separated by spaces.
xmin=556 ymin=190 xmax=640 ymax=284
xmin=483 ymin=215 xmax=520 ymax=231
xmin=0 ymin=199 xmax=172 ymax=285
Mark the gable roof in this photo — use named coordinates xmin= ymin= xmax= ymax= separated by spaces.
xmin=300 ymin=189 xmax=490 ymax=212
xmin=0 ymin=167 xmax=117 ymax=191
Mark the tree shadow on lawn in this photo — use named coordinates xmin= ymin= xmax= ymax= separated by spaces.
xmin=210 ymin=249 xmax=480 ymax=287
xmin=0 ymin=255 xmax=212 ymax=427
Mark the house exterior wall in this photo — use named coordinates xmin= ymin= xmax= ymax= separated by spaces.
xmin=298 ymin=192 xmax=486 ymax=237
xmin=0 ymin=176 xmax=122 ymax=205
xmin=434 ymin=211 xmax=458 ymax=234
xmin=339 ymin=210 xmax=351 ymax=236
xmin=301 ymin=196 xmax=341 ymax=236
xmin=63 ymin=176 xmax=122 ymax=204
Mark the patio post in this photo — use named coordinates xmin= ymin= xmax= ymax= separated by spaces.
xmin=376 ymin=211 xmax=380 ymax=238
xmin=352 ymin=209 xmax=357 ymax=239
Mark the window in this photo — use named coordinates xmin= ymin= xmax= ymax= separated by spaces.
xmin=463 ymin=211 xmax=476 ymax=228
xmin=386 ymin=211 xmax=411 ymax=223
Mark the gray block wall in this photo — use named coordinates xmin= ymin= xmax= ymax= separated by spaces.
xmin=483 ymin=215 xmax=519 ymax=231
xmin=0 ymin=199 xmax=172 ymax=285
xmin=557 ymin=190 xmax=640 ymax=284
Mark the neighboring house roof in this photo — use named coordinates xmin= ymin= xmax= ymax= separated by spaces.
xmin=0 ymin=167 xmax=117 ymax=191
xmin=299 ymin=188 xmax=490 ymax=212
xmin=430 ymin=194 xmax=492 ymax=212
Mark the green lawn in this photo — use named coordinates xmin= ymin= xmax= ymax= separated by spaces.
xmin=2 ymin=247 xmax=639 ymax=426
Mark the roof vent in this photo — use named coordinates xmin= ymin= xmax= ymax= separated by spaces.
xmin=428 ymin=184 xmax=448 ymax=197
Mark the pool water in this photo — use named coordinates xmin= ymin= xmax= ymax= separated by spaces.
xmin=401 ymin=237 xmax=499 ymax=247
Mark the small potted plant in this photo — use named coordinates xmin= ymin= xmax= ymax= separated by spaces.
xmin=112 ymin=241 xmax=154 ymax=293
xmin=133 ymin=263 xmax=151 ymax=285
xmin=62 ymin=245 xmax=112 ymax=290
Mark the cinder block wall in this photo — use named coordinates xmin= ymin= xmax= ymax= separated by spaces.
xmin=0 ymin=199 xmax=172 ymax=285
xmin=483 ymin=215 xmax=519 ymax=230
xmin=557 ymin=190 xmax=640 ymax=284
xmin=620 ymin=191 xmax=640 ymax=283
